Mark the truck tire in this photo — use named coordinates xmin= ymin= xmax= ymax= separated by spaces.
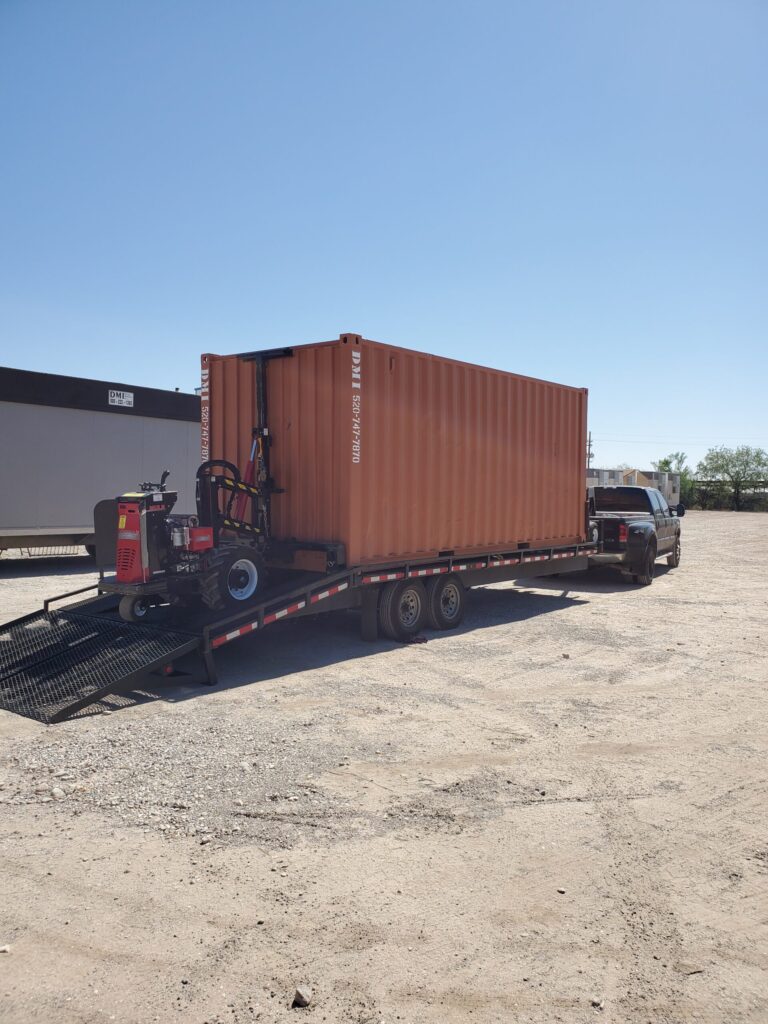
xmin=632 ymin=541 xmax=656 ymax=586
xmin=119 ymin=595 xmax=150 ymax=622
xmin=425 ymin=574 xmax=466 ymax=630
xmin=201 ymin=546 xmax=264 ymax=611
xmin=378 ymin=579 xmax=427 ymax=640
xmin=667 ymin=536 xmax=681 ymax=568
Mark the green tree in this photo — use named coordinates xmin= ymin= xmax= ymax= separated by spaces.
xmin=652 ymin=452 xmax=695 ymax=506
xmin=652 ymin=451 xmax=688 ymax=473
xmin=696 ymin=446 xmax=768 ymax=511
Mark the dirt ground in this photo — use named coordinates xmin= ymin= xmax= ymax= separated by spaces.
xmin=1 ymin=511 xmax=766 ymax=1024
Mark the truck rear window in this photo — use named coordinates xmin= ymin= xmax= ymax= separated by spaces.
xmin=593 ymin=487 xmax=652 ymax=513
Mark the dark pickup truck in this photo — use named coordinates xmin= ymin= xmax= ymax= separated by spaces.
xmin=588 ymin=485 xmax=684 ymax=585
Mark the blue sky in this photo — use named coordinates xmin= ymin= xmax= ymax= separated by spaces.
xmin=1 ymin=0 xmax=765 ymax=470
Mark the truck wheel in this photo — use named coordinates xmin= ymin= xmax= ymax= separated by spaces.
xmin=425 ymin=575 xmax=466 ymax=630
xmin=378 ymin=579 xmax=427 ymax=640
xmin=119 ymin=596 xmax=150 ymax=622
xmin=201 ymin=546 xmax=264 ymax=611
xmin=667 ymin=536 xmax=681 ymax=568
xmin=633 ymin=542 xmax=656 ymax=586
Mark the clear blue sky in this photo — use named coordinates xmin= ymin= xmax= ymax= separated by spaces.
xmin=1 ymin=1 xmax=765 ymax=471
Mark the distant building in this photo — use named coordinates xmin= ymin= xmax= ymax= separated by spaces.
xmin=587 ymin=467 xmax=681 ymax=505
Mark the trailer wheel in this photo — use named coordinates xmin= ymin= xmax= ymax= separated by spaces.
xmin=425 ymin=575 xmax=466 ymax=630
xmin=378 ymin=579 xmax=427 ymax=640
xmin=667 ymin=535 xmax=681 ymax=568
xmin=201 ymin=546 xmax=264 ymax=610
xmin=119 ymin=596 xmax=150 ymax=622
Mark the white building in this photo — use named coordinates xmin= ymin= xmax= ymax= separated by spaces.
xmin=587 ymin=468 xmax=681 ymax=506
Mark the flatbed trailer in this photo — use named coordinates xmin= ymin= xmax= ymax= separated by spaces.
xmin=0 ymin=540 xmax=597 ymax=724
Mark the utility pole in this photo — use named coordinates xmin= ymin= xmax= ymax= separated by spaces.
xmin=586 ymin=430 xmax=594 ymax=468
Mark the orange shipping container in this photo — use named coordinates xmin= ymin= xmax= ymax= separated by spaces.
xmin=201 ymin=334 xmax=587 ymax=568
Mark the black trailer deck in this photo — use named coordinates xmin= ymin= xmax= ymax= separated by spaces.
xmin=0 ymin=542 xmax=597 ymax=724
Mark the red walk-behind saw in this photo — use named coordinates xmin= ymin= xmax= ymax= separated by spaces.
xmin=98 ymin=450 xmax=272 ymax=622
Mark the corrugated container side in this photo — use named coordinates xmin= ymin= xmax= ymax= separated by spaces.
xmin=268 ymin=342 xmax=350 ymax=549
xmin=347 ymin=341 xmax=586 ymax=564
xmin=203 ymin=336 xmax=587 ymax=568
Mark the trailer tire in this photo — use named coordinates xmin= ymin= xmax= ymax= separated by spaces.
xmin=378 ymin=579 xmax=427 ymax=640
xmin=425 ymin=575 xmax=466 ymax=630
xmin=119 ymin=596 xmax=150 ymax=622
xmin=201 ymin=546 xmax=264 ymax=611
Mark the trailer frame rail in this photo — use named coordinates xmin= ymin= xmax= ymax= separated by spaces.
xmin=206 ymin=541 xmax=598 ymax=651
xmin=0 ymin=539 xmax=597 ymax=724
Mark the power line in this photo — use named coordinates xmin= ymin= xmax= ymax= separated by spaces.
xmin=591 ymin=437 xmax=767 ymax=445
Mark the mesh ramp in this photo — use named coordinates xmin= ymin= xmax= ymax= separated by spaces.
xmin=0 ymin=608 xmax=200 ymax=724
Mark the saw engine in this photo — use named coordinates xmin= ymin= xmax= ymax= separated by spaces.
xmin=115 ymin=473 xmax=215 ymax=586
xmin=101 ymin=463 xmax=269 ymax=623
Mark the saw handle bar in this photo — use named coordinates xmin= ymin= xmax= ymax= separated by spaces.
xmin=196 ymin=459 xmax=242 ymax=481
xmin=140 ymin=468 xmax=171 ymax=492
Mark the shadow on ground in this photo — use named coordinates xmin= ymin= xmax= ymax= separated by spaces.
xmin=78 ymin=585 xmax=590 ymax=720
xmin=515 ymin=564 xmax=674 ymax=595
xmin=0 ymin=555 xmax=95 ymax=581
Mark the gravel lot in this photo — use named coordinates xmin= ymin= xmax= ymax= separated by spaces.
xmin=1 ymin=511 xmax=766 ymax=1023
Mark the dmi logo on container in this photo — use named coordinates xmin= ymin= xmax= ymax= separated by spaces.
xmin=200 ymin=360 xmax=211 ymax=462
xmin=351 ymin=349 xmax=361 ymax=464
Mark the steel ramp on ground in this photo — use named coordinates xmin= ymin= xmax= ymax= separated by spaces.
xmin=0 ymin=608 xmax=200 ymax=724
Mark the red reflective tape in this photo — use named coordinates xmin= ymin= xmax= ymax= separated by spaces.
xmin=212 ymin=620 xmax=258 ymax=648
xmin=264 ymin=598 xmax=307 ymax=626
xmin=408 ymin=567 xmax=448 ymax=578
xmin=311 ymin=581 xmax=350 ymax=601
xmin=362 ymin=572 xmax=403 ymax=584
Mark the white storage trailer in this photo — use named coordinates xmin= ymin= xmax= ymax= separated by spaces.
xmin=0 ymin=366 xmax=200 ymax=554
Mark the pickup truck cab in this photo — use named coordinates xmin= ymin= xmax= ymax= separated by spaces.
xmin=589 ymin=485 xmax=684 ymax=585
